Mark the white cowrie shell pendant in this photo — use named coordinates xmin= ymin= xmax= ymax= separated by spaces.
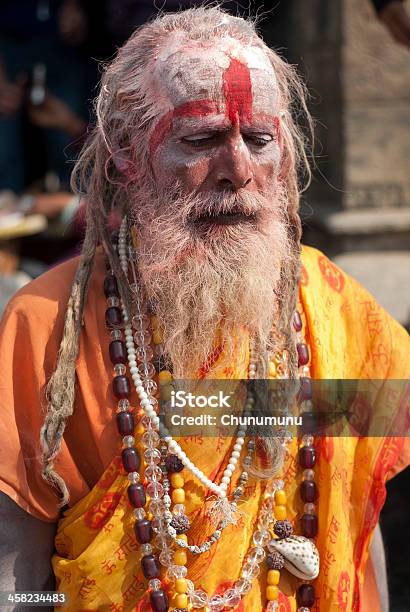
xmin=268 ymin=535 xmax=320 ymax=580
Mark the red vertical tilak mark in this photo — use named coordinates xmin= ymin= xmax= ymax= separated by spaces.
xmin=222 ymin=57 xmax=253 ymax=125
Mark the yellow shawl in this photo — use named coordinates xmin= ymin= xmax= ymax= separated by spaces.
xmin=52 ymin=246 xmax=409 ymax=611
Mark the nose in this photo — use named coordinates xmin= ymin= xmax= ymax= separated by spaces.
xmin=214 ymin=134 xmax=253 ymax=191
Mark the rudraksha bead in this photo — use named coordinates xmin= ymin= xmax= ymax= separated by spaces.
xmin=113 ymin=375 xmax=131 ymax=399
xmin=116 ymin=412 xmax=135 ymax=436
xmin=134 ymin=518 xmax=153 ymax=543
xmin=104 ymin=275 xmax=119 ymax=298
xmin=298 ymin=446 xmax=316 ymax=469
xmin=141 ymin=554 xmax=160 ymax=579
xmin=149 ymin=589 xmax=169 ymax=612
xmin=109 ymin=340 xmax=127 ymax=364
xmin=297 ymin=583 xmax=315 ymax=608
xmin=300 ymin=480 xmax=318 ymax=503
xmin=266 ymin=551 xmax=285 ymax=570
xmin=301 ymin=513 xmax=318 ymax=538
xmin=170 ymin=514 xmax=190 ymax=534
xmin=121 ymin=447 xmax=140 ymax=472
xmin=165 ymin=454 xmax=184 ymax=473
xmin=127 ymin=483 xmax=146 ymax=507
xmin=273 ymin=519 xmax=293 ymax=539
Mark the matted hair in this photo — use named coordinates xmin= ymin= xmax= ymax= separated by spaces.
xmin=40 ymin=5 xmax=313 ymax=505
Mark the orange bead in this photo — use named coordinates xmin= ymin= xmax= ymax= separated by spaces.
xmin=174 ymin=594 xmax=188 ymax=608
xmin=170 ymin=473 xmax=184 ymax=488
xmin=175 ymin=578 xmax=187 ymax=593
xmin=176 ymin=533 xmax=187 ymax=543
xmin=268 ymin=362 xmax=277 ymax=377
xmin=174 ymin=549 xmax=187 ymax=565
xmin=152 ymin=329 xmax=163 ymax=345
xmin=267 ymin=570 xmax=280 ymax=585
xmin=172 ymin=488 xmax=185 ymax=504
xmin=266 ymin=586 xmax=279 ymax=601
xmin=159 ymin=370 xmax=173 ymax=384
xmin=274 ymin=505 xmax=287 ymax=521
xmin=150 ymin=315 xmax=159 ymax=331
xmin=274 ymin=490 xmax=287 ymax=505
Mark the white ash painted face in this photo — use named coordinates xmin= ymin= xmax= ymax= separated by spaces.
xmin=146 ymin=36 xmax=283 ymax=197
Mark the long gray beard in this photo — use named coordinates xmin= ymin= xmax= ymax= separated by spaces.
xmin=129 ymin=183 xmax=297 ymax=378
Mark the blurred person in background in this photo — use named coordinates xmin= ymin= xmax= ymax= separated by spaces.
xmin=0 ymin=0 xmax=88 ymax=194
xmin=0 ymin=0 xmax=90 ymax=302
xmin=0 ymin=87 xmax=86 ymax=310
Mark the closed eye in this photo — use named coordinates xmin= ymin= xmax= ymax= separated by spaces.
xmin=243 ymin=134 xmax=274 ymax=147
xmin=181 ymin=132 xmax=276 ymax=148
xmin=181 ymin=133 xmax=221 ymax=147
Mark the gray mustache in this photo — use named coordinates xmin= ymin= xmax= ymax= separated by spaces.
xmin=187 ymin=191 xmax=266 ymax=219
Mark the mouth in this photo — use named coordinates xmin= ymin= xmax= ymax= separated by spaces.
xmin=191 ymin=208 xmax=259 ymax=230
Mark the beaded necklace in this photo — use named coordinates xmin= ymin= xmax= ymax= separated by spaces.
xmin=103 ymin=219 xmax=320 ymax=611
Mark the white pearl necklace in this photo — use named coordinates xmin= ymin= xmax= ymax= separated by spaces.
xmin=118 ymin=217 xmax=256 ymax=500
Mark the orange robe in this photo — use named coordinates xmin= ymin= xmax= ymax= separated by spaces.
xmin=0 ymin=245 xmax=408 ymax=611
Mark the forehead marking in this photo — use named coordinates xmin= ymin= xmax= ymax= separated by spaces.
xmin=149 ymin=57 xmax=278 ymax=156
xmin=222 ymin=57 xmax=253 ymax=125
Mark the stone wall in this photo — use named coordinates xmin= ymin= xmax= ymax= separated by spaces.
xmin=343 ymin=0 xmax=410 ymax=210
xmin=284 ymin=0 xmax=410 ymax=214
xmin=283 ymin=0 xmax=410 ymax=254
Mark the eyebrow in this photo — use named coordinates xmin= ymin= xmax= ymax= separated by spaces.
xmin=149 ymin=100 xmax=220 ymax=155
xmin=173 ymin=116 xmax=279 ymax=134
xmin=172 ymin=118 xmax=231 ymax=134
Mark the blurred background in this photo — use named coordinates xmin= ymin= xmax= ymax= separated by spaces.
xmin=0 ymin=0 xmax=408 ymax=608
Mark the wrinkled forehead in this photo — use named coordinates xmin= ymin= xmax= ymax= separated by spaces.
xmin=154 ymin=37 xmax=278 ymax=111
xmin=148 ymin=37 xmax=279 ymax=151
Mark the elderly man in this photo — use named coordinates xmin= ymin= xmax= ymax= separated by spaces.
xmin=0 ymin=7 xmax=408 ymax=612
